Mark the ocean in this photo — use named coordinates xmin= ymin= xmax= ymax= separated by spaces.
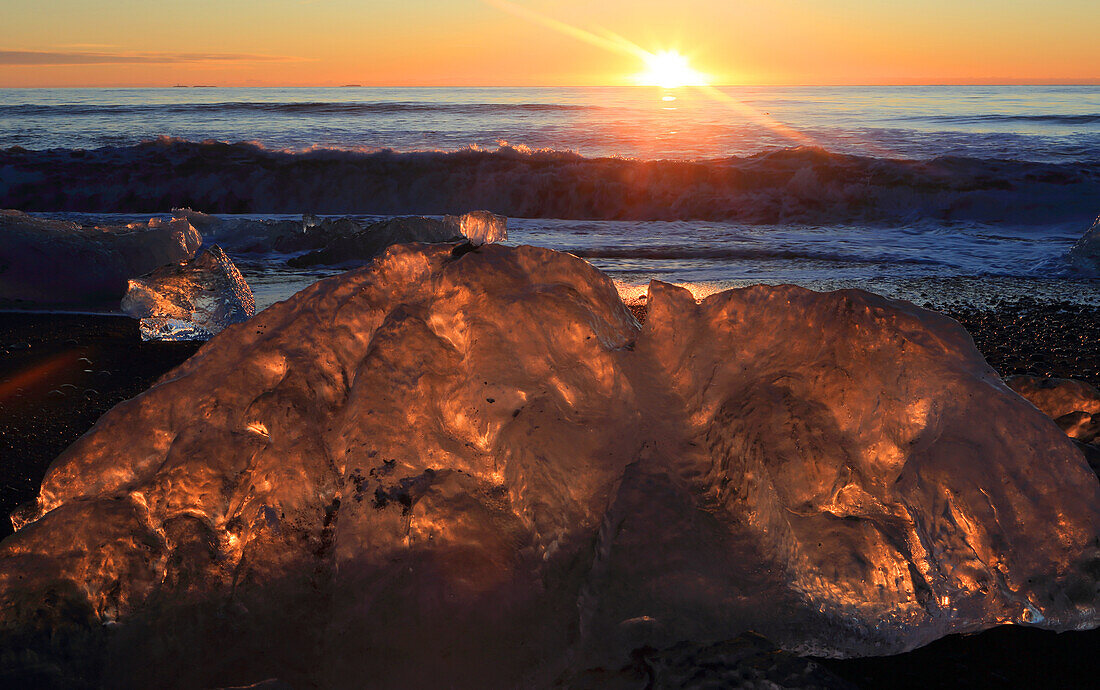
xmin=3 ymin=86 xmax=1098 ymax=161
xmin=1 ymin=85 xmax=1098 ymax=308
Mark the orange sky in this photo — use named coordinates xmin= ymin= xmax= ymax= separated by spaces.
xmin=1 ymin=0 xmax=1097 ymax=87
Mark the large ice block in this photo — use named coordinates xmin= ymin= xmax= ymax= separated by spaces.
xmin=121 ymin=245 xmax=256 ymax=341
xmin=1 ymin=244 xmax=1098 ymax=688
xmin=0 ymin=209 xmax=200 ymax=306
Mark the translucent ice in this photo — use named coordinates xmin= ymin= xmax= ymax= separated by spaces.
xmin=172 ymin=208 xmax=316 ymax=254
xmin=121 ymin=245 xmax=256 ymax=341
xmin=1007 ymin=374 xmax=1100 ymax=456
xmin=286 ymin=212 xmax=505 ymax=267
xmin=444 ymin=210 xmax=508 ymax=245
xmin=0 ymin=209 xmax=200 ymax=306
xmin=2 ymin=244 xmax=1098 ymax=688
xmin=1070 ymin=214 xmax=1100 ymax=271
xmin=1006 ymin=374 xmax=1100 ymax=419
xmin=172 ymin=208 xmax=507 ymax=262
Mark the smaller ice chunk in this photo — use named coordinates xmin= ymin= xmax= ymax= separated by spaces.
xmin=121 ymin=245 xmax=255 ymax=341
xmin=0 ymin=210 xmax=200 ymax=306
xmin=171 ymin=207 xmax=220 ymax=233
xmin=1069 ymin=215 xmax=1100 ymax=270
xmin=444 ymin=210 xmax=508 ymax=245
xmin=170 ymin=209 xmax=507 ymax=260
xmin=1006 ymin=375 xmax=1100 ymax=466
xmin=1057 ymin=411 xmax=1100 ymax=444
xmin=286 ymin=214 xmax=507 ymax=268
xmin=173 ymin=208 xmax=310 ymax=254
xmin=1006 ymin=374 xmax=1100 ymax=419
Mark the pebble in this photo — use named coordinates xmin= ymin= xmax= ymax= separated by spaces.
xmin=939 ymin=299 xmax=1100 ymax=388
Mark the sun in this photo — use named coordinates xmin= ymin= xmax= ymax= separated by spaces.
xmin=635 ymin=50 xmax=708 ymax=88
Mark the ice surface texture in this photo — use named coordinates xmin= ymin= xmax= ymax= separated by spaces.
xmin=2 ymin=244 xmax=1099 ymax=688
xmin=0 ymin=209 xmax=200 ymax=306
xmin=121 ymin=245 xmax=256 ymax=341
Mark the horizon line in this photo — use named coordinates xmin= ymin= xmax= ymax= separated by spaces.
xmin=1 ymin=81 xmax=1099 ymax=89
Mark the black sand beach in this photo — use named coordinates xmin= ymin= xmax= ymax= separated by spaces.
xmin=0 ymin=313 xmax=199 ymax=540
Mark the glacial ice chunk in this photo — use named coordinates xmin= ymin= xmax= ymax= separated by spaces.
xmin=171 ymin=209 xmax=507 ymax=263
xmin=444 ymin=210 xmax=507 ymax=245
xmin=0 ymin=209 xmax=200 ymax=306
xmin=121 ymin=245 xmax=255 ymax=341
xmin=172 ymin=208 xmax=312 ymax=254
xmin=1069 ymin=214 xmax=1100 ymax=271
xmin=2 ymin=244 xmax=1098 ymax=688
xmin=1007 ymin=374 xmax=1100 ymax=464
xmin=286 ymin=212 xmax=505 ymax=267
xmin=1006 ymin=374 xmax=1100 ymax=419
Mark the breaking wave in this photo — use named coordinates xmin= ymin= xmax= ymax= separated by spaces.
xmin=1 ymin=138 xmax=1097 ymax=225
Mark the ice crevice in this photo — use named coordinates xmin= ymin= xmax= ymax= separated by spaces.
xmin=1 ymin=243 xmax=1099 ymax=688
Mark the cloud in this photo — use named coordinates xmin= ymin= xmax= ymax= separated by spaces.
xmin=0 ymin=50 xmax=298 ymax=66
xmin=53 ymin=43 xmax=121 ymax=50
